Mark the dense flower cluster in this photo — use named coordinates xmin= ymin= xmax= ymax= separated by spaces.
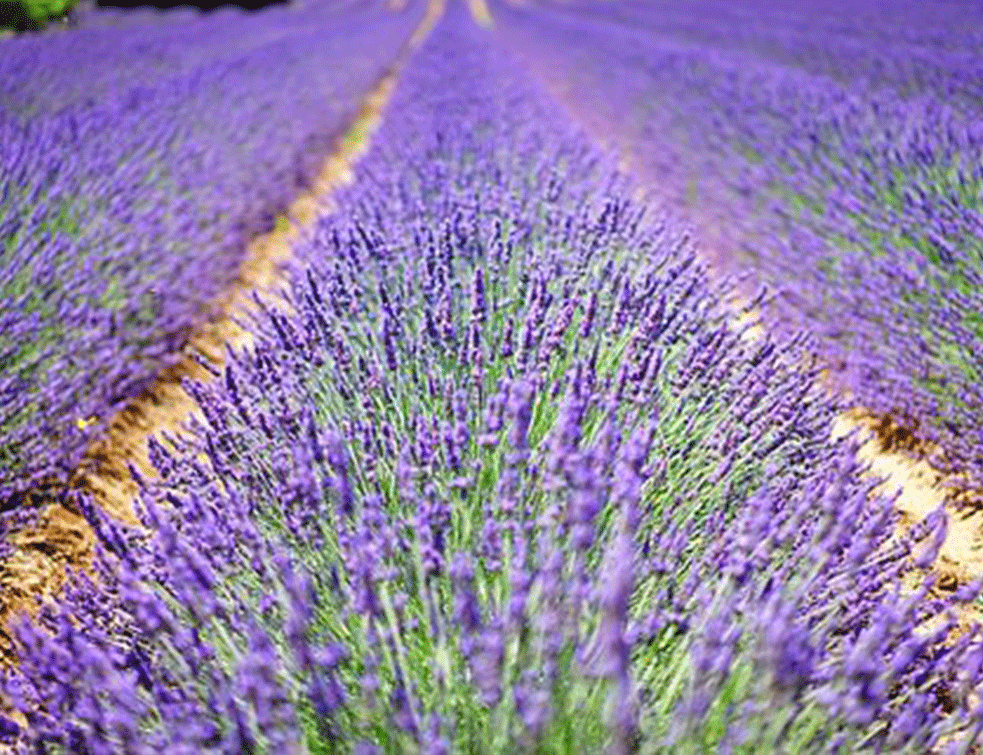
xmin=0 ymin=0 xmax=420 ymax=499
xmin=3 ymin=10 xmax=981 ymax=753
xmin=495 ymin=0 xmax=983 ymax=485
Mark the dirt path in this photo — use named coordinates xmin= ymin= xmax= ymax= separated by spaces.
xmin=833 ymin=412 xmax=983 ymax=603
xmin=466 ymin=0 xmax=494 ymax=27
xmin=0 ymin=0 xmax=445 ymax=654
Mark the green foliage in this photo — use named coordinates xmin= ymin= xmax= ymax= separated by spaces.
xmin=0 ymin=0 xmax=77 ymax=32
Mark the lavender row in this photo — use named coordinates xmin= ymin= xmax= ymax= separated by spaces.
xmin=4 ymin=10 xmax=981 ymax=752
xmin=542 ymin=0 xmax=983 ymax=117
xmin=0 ymin=1 xmax=420 ymax=500
xmin=494 ymin=0 xmax=983 ymax=484
xmin=0 ymin=0 xmax=388 ymax=118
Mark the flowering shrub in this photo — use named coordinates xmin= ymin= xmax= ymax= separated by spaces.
xmin=0 ymin=0 xmax=420 ymax=500
xmin=495 ymin=0 xmax=983 ymax=486
xmin=3 ymin=11 xmax=981 ymax=753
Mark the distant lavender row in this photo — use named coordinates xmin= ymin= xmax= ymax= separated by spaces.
xmin=540 ymin=0 xmax=983 ymax=116
xmin=495 ymin=0 xmax=983 ymax=485
xmin=0 ymin=0 xmax=420 ymax=499
xmin=5 ymin=11 xmax=980 ymax=752
xmin=0 ymin=0 xmax=385 ymax=118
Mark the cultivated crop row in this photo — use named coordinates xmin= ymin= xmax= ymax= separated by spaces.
xmin=0 ymin=0 xmax=420 ymax=499
xmin=496 ymin=0 xmax=983 ymax=487
xmin=3 ymin=8 xmax=981 ymax=752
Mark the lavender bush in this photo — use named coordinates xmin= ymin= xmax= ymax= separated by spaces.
xmin=494 ymin=0 xmax=983 ymax=486
xmin=0 ymin=0 xmax=421 ymax=500
xmin=3 ymin=11 xmax=981 ymax=753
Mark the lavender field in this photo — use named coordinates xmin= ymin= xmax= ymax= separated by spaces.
xmin=497 ymin=0 xmax=983 ymax=485
xmin=1 ymin=0 xmax=983 ymax=752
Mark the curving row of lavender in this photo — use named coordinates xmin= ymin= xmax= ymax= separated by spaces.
xmin=494 ymin=0 xmax=983 ymax=485
xmin=4 ymin=10 xmax=982 ymax=752
xmin=0 ymin=0 xmax=422 ymax=500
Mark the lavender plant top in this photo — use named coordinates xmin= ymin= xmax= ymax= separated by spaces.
xmin=0 ymin=0 xmax=421 ymax=500
xmin=5 ymin=9 xmax=981 ymax=753
xmin=494 ymin=0 xmax=983 ymax=487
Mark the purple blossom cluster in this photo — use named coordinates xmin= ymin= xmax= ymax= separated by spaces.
xmin=3 ymin=9 xmax=981 ymax=752
xmin=494 ymin=0 xmax=983 ymax=486
xmin=0 ymin=0 xmax=421 ymax=500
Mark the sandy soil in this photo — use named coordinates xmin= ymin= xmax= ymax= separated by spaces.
xmin=466 ymin=0 xmax=495 ymax=27
xmin=833 ymin=411 xmax=983 ymax=621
